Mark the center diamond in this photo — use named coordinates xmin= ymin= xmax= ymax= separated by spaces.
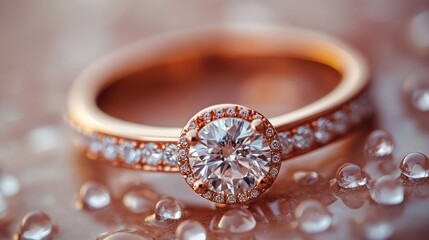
xmin=189 ymin=117 xmax=271 ymax=195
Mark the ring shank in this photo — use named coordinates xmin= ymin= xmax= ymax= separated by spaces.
xmin=68 ymin=25 xmax=368 ymax=144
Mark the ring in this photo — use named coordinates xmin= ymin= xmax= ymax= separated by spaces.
xmin=67 ymin=25 xmax=371 ymax=204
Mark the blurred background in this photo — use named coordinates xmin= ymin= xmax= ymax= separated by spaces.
xmin=0 ymin=1 xmax=429 ymax=239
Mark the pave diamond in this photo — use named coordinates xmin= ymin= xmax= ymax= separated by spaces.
xmin=119 ymin=141 xmax=141 ymax=164
xmin=332 ymin=110 xmax=349 ymax=134
xmin=278 ymin=132 xmax=293 ymax=154
xmin=102 ymin=137 xmax=118 ymax=160
xmin=88 ymin=134 xmax=102 ymax=153
xmin=163 ymin=144 xmax=178 ymax=166
xmin=189 ymin=117 xmax=271 ymax=195
xmin=294 ymin=126 xmax=314 ymax=150
xmin=314 ymin=118 xmax=334 ymax=143
xmin=141 ymin=143 xmax=163 ymax=166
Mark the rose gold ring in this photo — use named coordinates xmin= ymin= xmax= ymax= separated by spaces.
xmin=67 ymin=25 xmax=370 ymax=204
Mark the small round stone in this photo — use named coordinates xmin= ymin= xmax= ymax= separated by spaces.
xmin=250 ymin=189 xmax=259 ymax=198
xmin=203 ymin=112 xmax=211 ymax=121
xmin=238 ymin=193 xmax=249 ymax=203
xmin=178 ymin=149 xmax=187 ymax=159
xmin=214 ymin=108 xmax=223 ymax=117
xmin=186 ymin=176 xmax=195 ymax=185
xmin=176 ymin=220 xmax=207 ymax=240
xmin=365 ymin=130 xmax=394 ymax=158
xmin=89 ymin=134 xmax=102 ymax=153
xmin=332 ymin=110 xmax=349 ymax=134
xmin=226 ymin=195 xmax=236 ymax=204
xmin=269 ymin=168 xmax=278 ymax=177
xmin=278 ymin=132 xmax=293 ymax=154
xmin=239 ymin=108 xmax=249 ymax=117
xmin=179 ymin=137 xmax=188 ymax=147
xmin=270 ymin=140 xmax=280 ymax=150
xmin=119 ymin=141 xmax=141 ymax=164
xmin=163 ymin=144 xmax=178 ymax=166
xmin=218 ymin=207 xmax=256 ymax=233
xmin=202 ymin=192 xmax=212 ymax=199
xmin=266 ymin=127 xmax=274 ymax=137
xmin=400 ymin=152 xmax=429 ymax=179
xmin=78 ymin=181 xmax=111 ymax=210
xmin=294 ymin=126 xmax=314 ymax=150
xmin=295 ymin=200 xmax=332 ymax=234
xmin=214 ymin=194 xmax=224 ymax=203
xmin=102 ymin=137 xmax=118 ymax=160
xmin=141 ymin=143 xmax=163 ymax=166
xmin=336 ymin=163 xmax=368 ymax=189
xmin=272 ymin=154 xmax=280 ymax=163
xmin=314 ymin=117 xmax=334 ymax=143
xmin=226 ymin=107 xmax=235 ymax=116
xmin=188 ymin=121 xmax=196 ymax=130
xmin=370 ymin=175 xmax=404 ymax=205
xmin=18 ymin=211 xmax=55 ymax=240
xmin=155 ymin=197 xmax=182 ymax=220
xmin=180 ymin=164 xmax=190 ymax=174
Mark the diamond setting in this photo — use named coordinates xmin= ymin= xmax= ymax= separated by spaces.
xmin=178 ymin=104 xmax=282 ymax=204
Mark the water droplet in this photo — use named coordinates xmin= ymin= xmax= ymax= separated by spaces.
xmin=154 ymin=197 xmax=182 ymax=220
xmin=365 ymin=130 xmax=394 ymax=158
xmin=17 ymin=211 xmax=55 ymax=240
xmin=96 ymin=228 xmax=156 ymax=240
xmin=403 ymin=72 xmax=429 ymax=112
xmin=176 ymin=220 xmax=207 ymax=240
xmin=408 ymin=10 xmax=429 ymax=54
xmin=370 ymin=175 xmax=404 ymax=205
xmin=336 ymin=163 xmax=368 ymax=189
xmin=78 ymin=181 xmax=111 ymax=210
xmin=400 ymin=152 xmax=429 ymax=179
xmin=293 ymin=171 xmax=319 ymax=186
xmin=123 ymin=188 xmax=158 ymax=214
xmin=353 ymin=216 xmax=394 ymax=240
xmin=0 ymin=173 xmax=20 ymax=197
xmin=218 ymin=207 xmax=256 ymax=233
xmin=294 ymin=200 xmax=332 ymax=234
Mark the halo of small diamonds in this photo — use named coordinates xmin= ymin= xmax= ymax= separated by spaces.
xmin=177 ymin=104 xmax=282 ymax=204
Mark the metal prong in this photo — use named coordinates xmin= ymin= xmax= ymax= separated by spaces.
xmin=251 ymin=118 xmax=266 ymax=133
xmin=186 ymin=130 xmax=199 ymax=145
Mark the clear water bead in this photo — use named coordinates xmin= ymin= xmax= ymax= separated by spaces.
xmin=123 ymin=188 xmax=158 ymax=214
xmin=218 ymin=207 xmax=256 ymax=233
xmin=18 ymin=211 xmax=55 ymax=240
xmin=354 ymin=216 xmax=394 ymax=240
xmin=293 ymin=171 xmax=319 ymax=186
xmin=400 ymin=152 xmax=429 ymax=179
xmin=176 ymin=220 xmax=207 ymax=240
xmin=295 ymin=200 xmax=332 ymax=234
xmin=336 ymin=163 xmax=368 ymax=189
xmin=370 ymin=175 xmax=404 ymax=205
xmin=154 ymin=197 xmax=182 ymax=220
xmin=365 ymin=130 xmax=394 ymax=158
xmin=97 ymin=228 xmax=151 ymax=240
xmin=0 ymin=173 xmax=20 ymax=197
xmin=78 ymin=181 xmax=111 ymax=210
xmin=404 ymin=72 xmax=429 ymax=112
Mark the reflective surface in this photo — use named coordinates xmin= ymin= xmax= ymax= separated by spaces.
xmin=1 ymin=1 xmax=429 ymax=239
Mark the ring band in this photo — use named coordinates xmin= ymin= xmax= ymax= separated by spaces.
xmin=67 ymin=26 xmax=371 ymax=204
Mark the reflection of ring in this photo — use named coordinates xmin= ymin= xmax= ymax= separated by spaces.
xmin=67 ymin=26 xmax=371 ymax=204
